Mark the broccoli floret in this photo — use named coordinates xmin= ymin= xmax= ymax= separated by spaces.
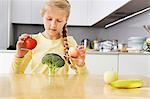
xmin=42 ymin=53 xmax=65 ymax=75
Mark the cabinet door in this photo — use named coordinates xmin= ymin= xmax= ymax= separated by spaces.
xmin=0 ymin=0 xmax=9 ymax=49
xmin=118 ymin=54 xmax=149 ymax=76
xmin=0 ymin=52 xmax=31 ymax=74
xmin=11 ymin=0 xmax=32 ymax=23
xmin=85 ymin=54 xmax=118 ymax=74
xmin=0 ymin=52 xmax=15 ymax=73
xmin=68 ymin=0 xmax=88 ymax=26
xmin=31 ymin=0 xmax=44 ymax=24
xmin=148 ymin=56 xmax=150 ymax=77
xmin=87 ymin=0 xmax=130 ymax=25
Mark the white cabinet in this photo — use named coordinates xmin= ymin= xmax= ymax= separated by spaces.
xmin=67 ymin=0 xmax=88 ymax=26
xmin=11 ymin=0 xmax=32 ymax=23
xmin=85 ymin=54 xmax=118 ymax=74
xmin=148 ymin=56 xmax=150 ymax=77
xmin=0 ymin=52 xmax=31 ymax=74
xmin=11 ymin=0 xmax=44 ymax=24
xmin=0 ymin=52 xmax=15 ymax=73
xmin=87 ymin=0 xmax=130 ymax=25
xmin=0 ymin=52 xmax=150 ymax=76
xmin=118 ymin=54 xmax=149 ymax=76
xmin=11 ymin=0 xmax=89 ymax=26
xmin=31 ymin=0 xmax=44 ymax=24
xmin=0 ymin=0 xmax=9 ymax=49
xmin=11 ymin=0 xmax=130 ymax=26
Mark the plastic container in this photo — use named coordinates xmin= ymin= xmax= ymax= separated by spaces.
xmin=128 ymin=37 xmax=146 ymax=50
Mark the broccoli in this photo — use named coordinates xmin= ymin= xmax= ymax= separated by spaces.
xmin=42 ymin=53 xmax=65 ymax=75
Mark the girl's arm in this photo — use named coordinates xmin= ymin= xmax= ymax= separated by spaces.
xmin=68 ymin=36 xmax=88 ymax=74
xmin=11 ymin=50 xmax=32 ymax=74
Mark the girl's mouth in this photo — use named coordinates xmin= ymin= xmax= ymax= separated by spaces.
xmin=50 ymin=29 xmax=57 ymax=31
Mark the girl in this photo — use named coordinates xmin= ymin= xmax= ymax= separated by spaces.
xmin=12 ymin=0 xmax=87 ymax=75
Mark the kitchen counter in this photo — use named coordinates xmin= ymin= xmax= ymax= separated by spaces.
xmin=87 ymin=50 xmax=150 ymax=55
xmin=1 ymin=50 xmax=150 ymax=55
xmin=0 ymin=74 xmax=149 ymax=99
xmin=0 ymin=50 xmax=16 ymax=53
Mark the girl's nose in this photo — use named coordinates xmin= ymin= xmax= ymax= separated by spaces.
xmin=50 ymin=20 xmax=57 ymax=29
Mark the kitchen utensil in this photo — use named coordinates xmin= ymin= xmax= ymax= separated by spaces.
xmin=99 ymin=40 xmax=113 ymax=52
xmin=80 ymin=39 xmax=91 ymax=49
xmin=93 ymin=40 xmax=99 ymax=51
xmin=112 ymin=40 xmax=118 ymax=51
xmin=143 ymin=25 xmax=150 ymax=34
xmin=143 ymin=38 xmax=150 ymax=52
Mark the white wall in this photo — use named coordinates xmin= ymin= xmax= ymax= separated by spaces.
xmin=97 ymin=10 xmax=150 ymax=43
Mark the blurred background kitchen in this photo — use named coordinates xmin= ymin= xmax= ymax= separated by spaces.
xmin=0 ymin=0 xmax=150 ymax=76
xmin=0 ymin=0 xmax=150 ymax=53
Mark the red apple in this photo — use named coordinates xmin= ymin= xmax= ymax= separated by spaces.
xmin=24 ymin=37 xmax=37 ymax=50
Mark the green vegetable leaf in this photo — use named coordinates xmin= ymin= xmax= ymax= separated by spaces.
xmin=41 ymin=53 xmax=65 ymax=75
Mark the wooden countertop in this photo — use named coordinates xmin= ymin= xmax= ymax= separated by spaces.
xmin=0 ymin=74 xmax=149 ymax=99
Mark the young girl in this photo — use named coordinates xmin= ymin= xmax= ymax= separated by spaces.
xmin=12 ymin=0 xmax=87 ymax=75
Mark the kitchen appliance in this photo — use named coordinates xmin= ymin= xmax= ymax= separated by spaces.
xmin=99 ymin=40 xmax=113 ymax=52
xmin=90 ymin=40 xmax=100 ymax=51
xmin=80 ymin=39 xmax=91 ymax=49
xmin=143 ymin=38 xmax=150 ymax=52
xmin=93 ymin=40 xmax=99 ymax=51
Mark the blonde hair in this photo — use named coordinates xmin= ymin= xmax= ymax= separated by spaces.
xmin=41 ymin=0 xmax=75 ymax=69
xmin=40 ymin=0 xmax=70 ymax=19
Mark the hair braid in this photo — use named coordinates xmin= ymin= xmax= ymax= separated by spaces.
xmin=62 ymin=25 xmax=70 ymax=62
xmin=62 ymin=25 xmax=77 ymax=69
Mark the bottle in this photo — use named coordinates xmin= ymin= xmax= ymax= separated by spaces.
xmin=93 ymin=40 xmax=99 ymax=51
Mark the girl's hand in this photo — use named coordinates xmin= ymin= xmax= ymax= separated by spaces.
xmin=16 ymin=34 xmax=30 ymax=58
xmin=69 ymin=45 xmax=86 ymax=67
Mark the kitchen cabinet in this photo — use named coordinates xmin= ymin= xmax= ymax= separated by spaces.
xmin=118 ymin=54 xmax=149 ymax=76
xmin=31 ymin=0 xmax=44 ymax=24
xmin=67 ymin=0 xmax=88 ymax=26
xmin=0 ymin=52 xmax=31 ymax=74
xmin=11 ymin=0 xmax=32 ymax=23
xmin=11 ymin=0 xmax=131 ymax=26
xmin=87 ymin=0 xmax=130 ymax=25
xmin=85 ymin=54 xmax=118 ymax=74
xmin=0 ymin=0 xmax=9 ymax=49
xmin=31 ymin=0 xmax=88 ymax=25
xmin=0 ymin=52 xmax=15 ymax=73
xmin=147 ymin=55 xmax=150 ymax=77
xmin=11 ymin=0 xmax=88 ymax=26
xmin=1 ymin=51 xmax=150 ymax=76
xmin=11 ymin=0 xmax=44 ymax=24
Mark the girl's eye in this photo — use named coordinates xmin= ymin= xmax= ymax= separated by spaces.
xmin=57 ymin=20 xmax=62 ymax=22
xmin=47 ymin=18 xmax=52 ymax=20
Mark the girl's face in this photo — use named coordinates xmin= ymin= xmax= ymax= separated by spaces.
xmin=43 ymin=6 xmax=68 ymax=36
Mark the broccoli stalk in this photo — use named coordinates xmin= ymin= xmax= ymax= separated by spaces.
xmin=42 ymin=53 xmax=65 ymax=75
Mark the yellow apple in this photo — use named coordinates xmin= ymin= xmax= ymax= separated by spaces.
xmin=104 ymin=70 xmax=118 ymax=84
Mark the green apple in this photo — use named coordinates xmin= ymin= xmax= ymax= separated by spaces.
xmin=104 ymin=70 xmax=118 ymax=84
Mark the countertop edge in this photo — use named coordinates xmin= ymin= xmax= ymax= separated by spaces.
xmin=1 ymin=50 xmax=150 ymax=55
